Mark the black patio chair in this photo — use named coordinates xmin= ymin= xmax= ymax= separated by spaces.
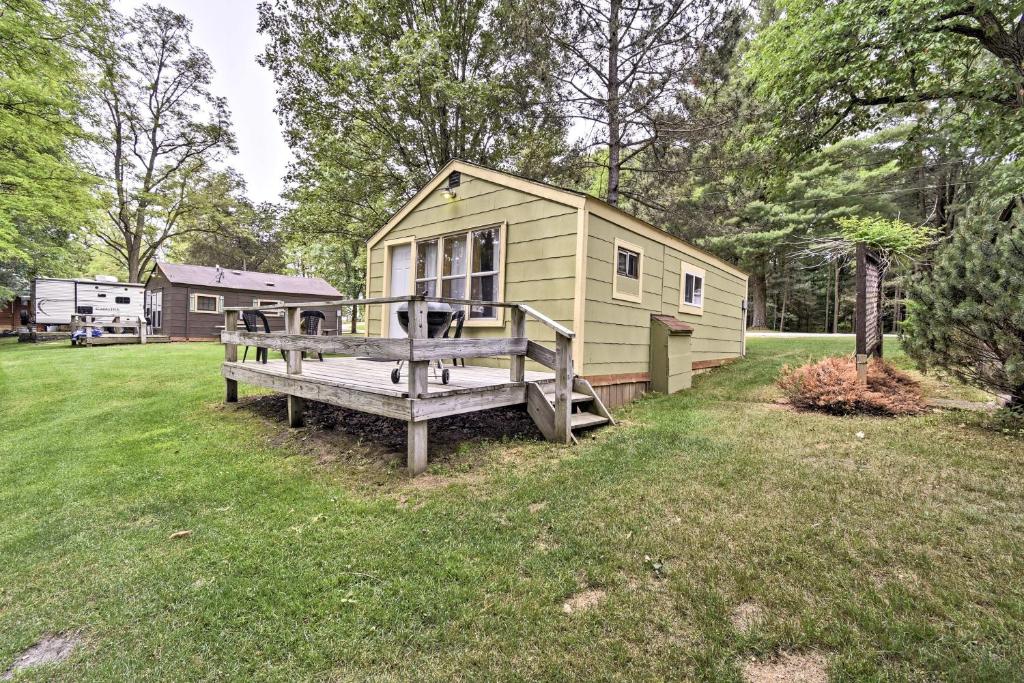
xmin=443 ymin=309 xmax=466 ymax=367
xmin=300 ymin=310 xmax=326 ymax=362
xmin=241 ymin=309 xmax=272 ymax=364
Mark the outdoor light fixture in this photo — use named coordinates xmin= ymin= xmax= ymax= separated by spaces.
xmin=442 ymin=170 xmax=461 ymax=199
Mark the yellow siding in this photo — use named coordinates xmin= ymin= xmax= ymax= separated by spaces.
xmin=583 ymin=215 xmax=746 ymax=377
xmin=366 ymin=173 xmax=579 ymax=361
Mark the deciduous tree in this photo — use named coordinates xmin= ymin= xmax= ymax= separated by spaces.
xmin=92 ymin=4 xmax=235 ymax=283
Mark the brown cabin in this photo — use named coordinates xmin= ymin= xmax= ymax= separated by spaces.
xmin=1 ymin=293 xmax=30 ymax=331
xmin=144 ymin=262 xmax=341 ymax=341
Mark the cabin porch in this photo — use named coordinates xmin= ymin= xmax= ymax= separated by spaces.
xmin=220 ymin=296 xmax=613 ymax=475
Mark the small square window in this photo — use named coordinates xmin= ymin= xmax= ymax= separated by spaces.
xmin=116 ymin=296 xmax=130 ymax=304
xmin=617 ymin=247 xmax=640 ymax=279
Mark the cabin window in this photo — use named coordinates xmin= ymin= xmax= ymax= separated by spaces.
xmin=190 ymin=293 xmax=222 ymax=314
xmin=115 ymin=296 xmax=130 ymax=304
xmin=415 ymin=239 xmax=438 ymax=296
xmin=679 ymin=262 xmax=706 ymax=313
xmin=612 ymin=238 xmax=644 ymax=303
xmin=415 ymin=224 xmax=503 ymax=321
xmin=252 ymin=298 xmax=284 ymax=317
xmin=617 ymin=248 xmax=640 ymax=279
xmin=684 ymin=273 xmax=703 ymax=306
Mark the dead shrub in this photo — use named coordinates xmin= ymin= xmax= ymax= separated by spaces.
xmin=778 ymin=356 xmax=924 ymax=416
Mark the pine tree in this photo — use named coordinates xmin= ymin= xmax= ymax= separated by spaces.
xmin=903 ymin=202 xmax=1024 ymax=406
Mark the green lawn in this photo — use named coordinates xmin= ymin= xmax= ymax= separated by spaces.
xmin=1 ymin=337 xmax=1022 ymax=681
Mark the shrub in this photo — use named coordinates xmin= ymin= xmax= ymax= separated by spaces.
xmin=902 ymin=212 xmax=1024 ymax=407
xmin=778 ymin=356 xmax=924 ymax=416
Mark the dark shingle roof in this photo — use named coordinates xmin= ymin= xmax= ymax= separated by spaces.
xmin=154 ymin=262 xmax=340 ymax=297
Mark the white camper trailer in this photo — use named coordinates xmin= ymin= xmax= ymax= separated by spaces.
xmin=32 ymin=277 xmax=146 ymax=326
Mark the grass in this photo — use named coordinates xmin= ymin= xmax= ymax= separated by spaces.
xmin=1 ymin=336 xmax=1022 ymax=681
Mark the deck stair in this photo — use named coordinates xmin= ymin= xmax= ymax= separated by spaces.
xmin=528 ymin=377 xmax=614 ymax=443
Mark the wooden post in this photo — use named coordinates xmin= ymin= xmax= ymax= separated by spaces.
xmin=553 ymin=331 xmax=573 ymax=443
xmin=407 ymin=297 xmax=429 ymax=475
xmin=84 ymin=316 xmax=93 ymax=347
xmin=510 ymin=306 xmax=526 ymax=383
xmin=286 ymin=306 xmax=304 ymax=426
xmin=139 ymin=316 xmax=147 ymax=344
xmin=224 ymin=309 xmax=239 ymax=402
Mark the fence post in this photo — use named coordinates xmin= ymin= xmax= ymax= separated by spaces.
xmin=553 ymin=331 xmax=573 ymax=443
xmin=224 ymin=309 xmax=238 ymax=402
xmin=284 ymin=309 xmax=303 ymax=428
xmin=407 ymin=297 xmax=429 ymax=475
xmin=139 ymin=316 xmax=147 ymax=345
xmin=285 ymin=306 xmax=304 ymax=427
xmin=510 ymin=306 xmax=526 ymax=383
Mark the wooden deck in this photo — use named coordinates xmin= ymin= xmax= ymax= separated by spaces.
xmin=220 ymin=296 xmax=613 ymax=475
xmin=226 ymin=356 xmax=553 ymax=398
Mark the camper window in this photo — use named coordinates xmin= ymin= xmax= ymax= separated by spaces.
xmin=76 ymin=305 xmax=93 ymax=315
xmin=116 ymin=296 xmax=130 ymax=304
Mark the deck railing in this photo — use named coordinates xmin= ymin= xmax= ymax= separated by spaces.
xmin=220 ymin=295 xmax=576 ymax=468
xmin=71 ymin=315 xmax=148 ymax=345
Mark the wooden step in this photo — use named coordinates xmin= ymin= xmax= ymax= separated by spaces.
xmin=570 ymin=412 xmax=609 ymax=430
xmin=543 ymin=390 xmax=593 ymax=405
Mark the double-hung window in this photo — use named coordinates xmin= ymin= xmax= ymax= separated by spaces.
xmin=414 ymin=225 xmax=502 ymax=321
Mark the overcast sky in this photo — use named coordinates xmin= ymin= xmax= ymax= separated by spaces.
xmin=119 ymin=0 xmax=292 ymax=205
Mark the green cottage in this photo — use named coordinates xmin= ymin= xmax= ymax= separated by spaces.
xmin=364 ymin=160 xmax=748 ymax=408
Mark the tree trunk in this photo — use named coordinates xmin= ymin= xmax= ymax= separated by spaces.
xmin=605 ymin=0 xmax=621 ymax=206
xmin=779 ymin=282 xmax=788 ymax=332
xmin=832 ymin=262 xmax=841 ymax=334
xmin=750 ymin=271 xmax=768 ymax=328
xmin=824 ymin=266 xmax=831 ymax=333
xmin=350 ymin=305 xmax=357 ymax=334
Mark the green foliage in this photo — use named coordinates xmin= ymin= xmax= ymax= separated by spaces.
xmin=903 ymin=208 xmax=1024 ymax=405
xmin=837 ymin=216 xmax=937 ymax=262
xmin=92 ymin=4 xmax=235 ymax=282
xmin=746 ymin=0 xmax=1024 ymax=158
xmin=0 ymin=0 xmax=100 ymax=299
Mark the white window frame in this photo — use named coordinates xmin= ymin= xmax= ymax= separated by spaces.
xmin=412 ymin=222 xmax=507 ymax=326
xmin=252 ymin=298 xmax=284 ymax=317
xmin=190 ymin=292 xmax=223 ymax=314
xmin=679 ymin=262 xmax=706 ymax=315
xmin=612 ymin=238 xmax=644 ymax=303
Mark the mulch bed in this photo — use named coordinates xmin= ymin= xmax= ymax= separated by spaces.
xmin=243 ymin=393 xmax=544 ymax=462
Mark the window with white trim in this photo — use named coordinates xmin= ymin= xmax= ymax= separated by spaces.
xmin=253 ymin=298 xmax=284 ymax=317
xmin=415 ymin=225 xmax=502 ymax=320
xmin=190 ymin=293 xmax=223 ymax=314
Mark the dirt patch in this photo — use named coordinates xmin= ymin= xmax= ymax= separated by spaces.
xmin=528 ymin=501 xmax=548 ymax=514
xmin=741 ymin=651 xmax=828 ymax=683
xmin=240 ymin=394 xmax=544 ymax=469
xmin=2 ymin=632 xmax=80 ymax=680
xmin=562 ymin=588 xmax=606 ymax=614
xmin=730 ymin=600 xmax=764 ymax=633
